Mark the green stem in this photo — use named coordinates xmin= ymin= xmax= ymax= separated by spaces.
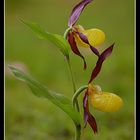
xmin=67 ymin=60 xmax=81 ymax=140
xmin=63 ymin=28 xmax=81 ymax=140
xmin=72 ymin=85 xmax=88 ymax=108
xmin=75 ymin=124 xmax=81 ymax=140
xmin=67 ymin=59 xmax=76 ymax=93
xmin=63 ymin=28 xmax=76 ymax=93
xmin=63 ymin=27 xmax=72 ymax=39
xmin=73 ymin=85 xmax=88 ymax=140
xmin=67 ymin=60 xmax=81 ymax=112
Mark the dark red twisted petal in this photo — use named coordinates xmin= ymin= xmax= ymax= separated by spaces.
xmin=98 ymin=43 xmax=114 ymax=62
xmin=68 ymin=0 xmax=93 ymax=27
xmin=67 ymin=32 xmax=87 ymax=70
xmin=88 ymin=112 xmax=98 ymax=133
xmin=76 ymin=32 xmax=100 ymax=57
xmin=83 ymin=91 xmax=98 ymax=133
xmin=88 ymin=43 xmax=115 ymax=83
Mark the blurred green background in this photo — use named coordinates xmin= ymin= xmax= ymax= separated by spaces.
xmin=5 ymin=0 xmax=134 ymax=140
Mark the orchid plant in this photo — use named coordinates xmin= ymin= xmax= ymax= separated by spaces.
xmin=9 ymin=0 xmax=123 ymax=140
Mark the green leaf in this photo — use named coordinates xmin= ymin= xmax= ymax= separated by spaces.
xmin=9 ymin=65 xmax=81 ymax=125
xmin=20 ymin=19 xmax=70 ymax=59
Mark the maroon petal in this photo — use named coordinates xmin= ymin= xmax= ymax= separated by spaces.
xmin=67 ymin=32 xmax=87 ymax=70
xmin=76 ymin=32 xmax=100 ymax=57
xmin=68 ymin=0 xmax=93 ymax=27
xmin=87 ymin=113 xmax=98 ymax=133
xmin=83 ymin=91 xmax=98 ymax=133
xmin=98 ymin=43 xmax=114 ymax=63
xmin=88 ymin=43 xmax=115 ymax=83
xmin=88 ymin=60 xmax=102 ymax=83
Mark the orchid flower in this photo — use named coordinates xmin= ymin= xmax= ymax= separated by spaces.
xmin=81 ymin=42 xmax=123 ymax=134
xmin=67 ymin=0 xmax=105 ymax=70
xmin=66 ymin=0 xmax=123 ymax=134
xmin=83 ymin=43 xmax=117 ymax=133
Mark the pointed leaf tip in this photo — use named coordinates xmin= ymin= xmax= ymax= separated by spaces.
xmin=8 ymin=65 xmax=14 ymax=70
xmin=21 ymin=19 xmax=70 ymax=58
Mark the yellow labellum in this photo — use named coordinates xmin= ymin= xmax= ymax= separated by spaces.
xmin=88 ymin=84 xmax=123 ymax=112
xmin=90 ymin=92 xmax=123 ymax=112
xmin=74 ymin=28 xmax=105 ymax=48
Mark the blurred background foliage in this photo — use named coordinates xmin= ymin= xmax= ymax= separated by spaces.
xmin=5 ymin=0 xmax=134 ymax=140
